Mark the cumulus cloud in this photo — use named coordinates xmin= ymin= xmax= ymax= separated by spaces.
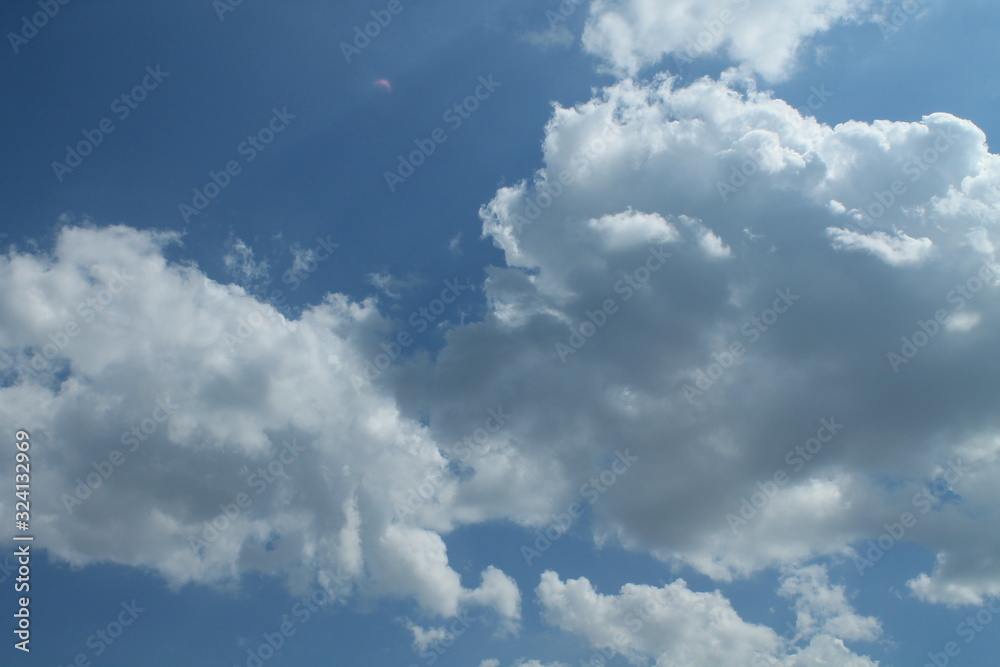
xmin=0 ymin=225 xmax=518 ymax=628
xmin=778 ymin=565 xmax=881 ymax=642
xmin=396 ymin=71 xmax=1000 ymax=604
xmin=581 ymin=0 xmax=877 ymax=81
xmin=536 ymin=569 xmax=879 ymax=666
xmin=8 ymin=71 xmax=997 ymax=653
xmin=4 ymin=12 xmax=999 ymax=663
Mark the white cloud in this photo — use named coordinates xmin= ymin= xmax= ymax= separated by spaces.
xmin=587 ymin=208 xmax=680 ymax=248
xmin=581 ymin=0 xmax=877 ymax=81
xmin=696 ymin=226 xmax=732 ymax=258
xmin=400 ymin=72 xmax=1000 ymax=603
xmin=908 ymin=554 xmax=1000 ymax=607
xmin=4 ymin=19 xmax=1000 ymax=656
xmin=537 ymin=571 xmax=780 ymax=664
xmin=826 ymin=227 xmax=934 ymax=265
xmin=778 ymin=565 xmax=880 ymax=642
xmin=16 ymin=73 xmax=991 ymax=626
xmin=777 ymin=635 xmax=879 ymax=667
xmin=536 ymin=569 xmax=879 ymax=666
xmin=0 ymin=225 xmax=518 ymax=630
xmin=461 ymin=565 xmax=522 ymax=635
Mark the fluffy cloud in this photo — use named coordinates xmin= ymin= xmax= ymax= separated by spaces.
xmin=3 ymin=15 xmax=998 ymax=666
xmin=582 ymin=0 xmax=877 ymax=80
xmin=536 ymin=567 xmax=879 ymax=666
xmin=777 ymin=565 xmax=880 ymax=643
xmin=0 ymin=225 xmax=519 ymax=628
xmin=397 ymin=71 xmax=1000 ymax=605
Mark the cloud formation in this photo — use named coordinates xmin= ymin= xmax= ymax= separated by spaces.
xmin=0 ymin=225 xmax=519 ymax=628
xmin=3 ymin=5 xmax=999 ymax=662
xmin=582 ymin=0 xmax=877 ymax=80
xmin=536 ymin=567 xmax=879 ymax=665
xmin=407 ymin=72 xmax=1000 ymax=604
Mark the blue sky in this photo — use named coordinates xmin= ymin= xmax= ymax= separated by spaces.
xmin=2 ymin=1 xmax=1000 ymax=666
